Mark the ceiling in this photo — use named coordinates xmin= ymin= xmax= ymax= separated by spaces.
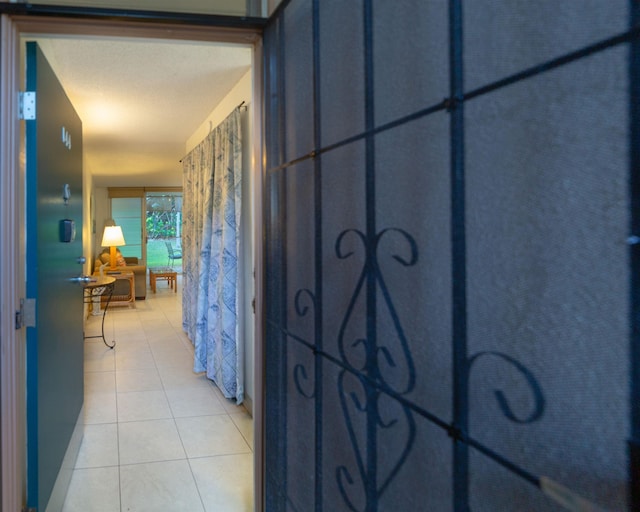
xmin=31 ymin=36 xmax=252 ymax=187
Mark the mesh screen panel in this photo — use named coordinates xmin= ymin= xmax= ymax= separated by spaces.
xmin=463 ymin=0 xmax=628 ymax=90
xmin=465 ymin=47 xmax=628 ymax=511
xmin=264 ymin=1 xmax=632 ymax=510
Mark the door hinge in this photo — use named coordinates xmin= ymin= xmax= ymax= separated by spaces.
xmin=15 ymin=298 xmax=36 ymax=329
xmin=19 ymin=91 xmax=36 ymax=120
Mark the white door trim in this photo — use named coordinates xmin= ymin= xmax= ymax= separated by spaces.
xmin=0 ymin=14 xmax=26 ymax=512
xmin=251 ymin=34 xmax=265 ymax=511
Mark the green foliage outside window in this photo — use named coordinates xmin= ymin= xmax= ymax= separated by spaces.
xmin=146 ymin=194 xmax=182 ymax=240
xmin=146 ymin=212 xmax=178 ymax=238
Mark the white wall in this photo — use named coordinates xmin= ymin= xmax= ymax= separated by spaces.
xmin=185 ymin=69 xmax=255 ymax=411
xmin=186 ymin=70 xmax=252 ymax=152
xmin=267 ymin=0 xmax=282 ymax=15
xmin=82 ymin=153 xmax=93 ymax=276
xmin=90 ymin=187 xmax=110 ymax=268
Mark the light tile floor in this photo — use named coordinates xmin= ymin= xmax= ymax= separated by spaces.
xmin=63 ymin=276 xmax=254 ymax=512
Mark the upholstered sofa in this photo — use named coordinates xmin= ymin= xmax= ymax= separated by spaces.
xmin=94 ymin=250 xmax=147 ymax=300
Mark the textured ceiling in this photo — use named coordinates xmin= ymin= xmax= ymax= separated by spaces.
xmin=32 ymin=36 xmax=252 ymax=187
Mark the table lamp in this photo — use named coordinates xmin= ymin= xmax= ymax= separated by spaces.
xmin=101 ymin=225 xmax=126 ymax=269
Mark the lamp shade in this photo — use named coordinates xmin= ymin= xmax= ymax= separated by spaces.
xmin=101 ymin=225 xmax=126 ymax=247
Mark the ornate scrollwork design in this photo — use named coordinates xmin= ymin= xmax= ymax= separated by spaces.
xmin=336 ymin=228 xmax=417 ymax=393
xmin=374 ymin=228 xmax=418 ymax=267
xmin=336 ymin=372 xmax=417 ymax=511
xmin=286 ymin=209 xmax=546 ymax=511
xmin=336 ymin=464 xmax=360 ymax=512
xmin=292 ymin=288 xmax=317 ymax=399
xmin=373 ymin=228 xmax=418 ymax=394
xmin=335 ymin=229 xmax=369 ymax=371
xmin=334 ymin=226 xmax=419 ymax=511
xmin=294 ymin=288 xmax=316 ymax=318
xmin=337 ymin=372 xmax=368 ymax=511
xmin=293 ymin=364 xmax=315 ymax=399
xmin=467 ymin=350 xmax=545 ymax=424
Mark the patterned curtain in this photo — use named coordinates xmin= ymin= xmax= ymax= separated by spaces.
xmin=182 ymin=109 xmax=243 ymax=403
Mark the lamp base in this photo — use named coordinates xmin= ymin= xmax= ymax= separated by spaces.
xmin=109 ymin=245 xmax=117 ymax=270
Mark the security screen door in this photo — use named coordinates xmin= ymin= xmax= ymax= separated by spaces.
xmin=263 ymin=1 xmax=634 ymax=511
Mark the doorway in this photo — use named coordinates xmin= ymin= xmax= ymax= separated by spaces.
xmin=0 ymin=12 xmax=265 ymax=512
xmin=145 ymin=190 xmax=182 ymax=271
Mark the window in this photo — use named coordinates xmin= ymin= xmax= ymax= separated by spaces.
xmin=109 ymin=187 xmax=182 ymax=265
xmin=111 ymin=196 xmax=143 ymax=260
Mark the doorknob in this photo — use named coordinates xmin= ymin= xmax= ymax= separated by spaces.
xmin=69 ymin=275 xmax=95 ymax=284
xmin=77 ymin=256 xmax=86 ymax=264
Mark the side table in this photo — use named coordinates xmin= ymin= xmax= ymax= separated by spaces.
xmin=149 ymin=267 xmax=178 ymax=293
xmin=99 ymin=270 xmax=136 ymax=307
xmin=83 ymin=275 xmax=116 ymax=348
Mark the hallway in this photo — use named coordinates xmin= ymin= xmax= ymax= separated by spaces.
xmin=64 ymin=276 xmax=254 ymax=511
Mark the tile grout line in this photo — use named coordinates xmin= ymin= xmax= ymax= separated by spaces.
xmin=76 ymin=277 xmax=254 ymax=511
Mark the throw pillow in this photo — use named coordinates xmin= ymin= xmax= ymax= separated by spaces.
xmin=116 ymin=250 xmax=127 ymax=267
